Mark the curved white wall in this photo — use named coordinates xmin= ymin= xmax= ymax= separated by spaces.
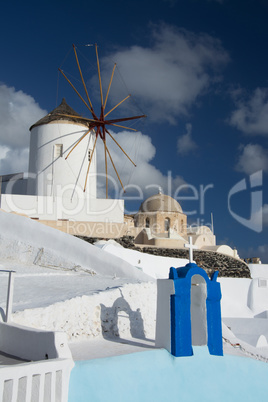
xmin=27 ymin=121 xmax=97 ymax=199
xmin=201 ymin=244 xmax=237 ymax=257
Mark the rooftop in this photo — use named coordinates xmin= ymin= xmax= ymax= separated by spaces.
xmin=30 ymin=98 xmax=89 ymax=130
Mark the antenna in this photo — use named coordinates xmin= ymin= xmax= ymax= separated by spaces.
xmin=211 ymin=212 xmax=214 ymax=235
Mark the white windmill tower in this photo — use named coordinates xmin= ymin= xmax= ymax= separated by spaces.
xmin=27 ymin=98 xmax=97 ymax=201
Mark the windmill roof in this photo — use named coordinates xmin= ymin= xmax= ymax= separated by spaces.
xmin=30 ymin=98 xmax=88 ymax=130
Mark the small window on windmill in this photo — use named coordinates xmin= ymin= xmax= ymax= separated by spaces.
xmin=54 ymin=144 xmax=63 ymax=158
xmin=258 ymin=278 xmax=267 ymax=288
xmin=88 ymin=150 xmax=92 ymax=162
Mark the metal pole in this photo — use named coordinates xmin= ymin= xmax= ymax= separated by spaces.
xmin=211 ymin=212 xmax=214 ymax=235
xmin=6 ymin=271 xmax=15 ymax=322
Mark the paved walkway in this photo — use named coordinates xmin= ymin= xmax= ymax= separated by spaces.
xmin=69 ymin=337 xmax=156 ymax=361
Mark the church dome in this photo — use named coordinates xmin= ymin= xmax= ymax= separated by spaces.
xmin=30 ymin=98 xmax=88 ymax=130
xmin=139 ymin=192 xmax=183 ymax=213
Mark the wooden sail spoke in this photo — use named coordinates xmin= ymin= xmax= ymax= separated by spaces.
xmin=95 ymin=44 xmax=104 ymax=108
xmin=56 ymin=113 xmax=98 ymax=124
xmin=105 ymin=114 xmax=146 ymax=124
xmin=104 ymin=94 xmax=131 ymax=118
xmin=104 ymin=63 xmax=116 ymax=111
xmin=105 ymin=129 xmax=136 ymax=167
xmin=73 ymin=44 xmax=95 ymax=117
xmin=109 ymin=123 xmax=137 ymax=132
xmin=106 ymin=145 xmax=125 ymax=193
xmin=65 ymin=129 xmax=91 ymax=160
xmin=59 ymin=69 xmax=96 ymax=117
xmin=104 ymin=139 xmax=108 ymax=198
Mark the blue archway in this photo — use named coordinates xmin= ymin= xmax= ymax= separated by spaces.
xmin=169 ymin=263 xmax=223 ymax=357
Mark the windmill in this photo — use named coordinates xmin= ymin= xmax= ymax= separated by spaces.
xmin=58 ymin=44 xmax=146 ymax=198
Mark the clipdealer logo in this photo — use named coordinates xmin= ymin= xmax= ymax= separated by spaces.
xmin=228 ymin=170 xmax=263 ymax=233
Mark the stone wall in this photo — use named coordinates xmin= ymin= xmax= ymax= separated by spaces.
xmin=77 ymin=235 xmax=251 ymax=278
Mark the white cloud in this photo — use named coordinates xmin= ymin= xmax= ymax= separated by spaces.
xmin=100 ymin=24 xmax=229 ymax=124
xmin=256 ymin=245 xmax=268 ymax=263
xmin=0 ymin=148 xmax=30 ymax=175
xmin=235 ymin=144 xmax=268 ymax=175
xmin=229 ymin=87 xmax=268 ymax=136
xmin=96 ymin=130 xmax=186 ymax=199
xmin=177 ymin=123 xmax=198 ymax=155
xmin=0 ymin=146 xmax=9 ymax=160
xmin=0 ymin=84 xmax=46 ymax=175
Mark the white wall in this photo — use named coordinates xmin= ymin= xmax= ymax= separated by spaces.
xmin=219 ymin=278 xmax=253 ymax=318
xmin=219 ymin=276 xmax=268 ymax=318
xmin=0 ymin=194 xmax=124 ymax=222
xmin=248 ymin=263 xmax=268 ymax=279
xmin=191 ymin=275 xmax=207 ymax=345
xmin=0 ymin=210 xmax=151 ymax=281
xmin=222 ymin=317 xmax=268 ymax=347
xmin=0 ymin=322 xmax=72 ymax=361
xmin=247 ymin=278 xmax=268 ymax=315
xmin=0 ymin=322 xmax=74 ymax=402
xmin=202 ymin=245 xmax=237 ymax=258
xmin=12 ymin=283 xmax=157 ymax=342
xmin=155 ymin=279 xmax=174 ymax=352
xmin=96 ymin=241 xmax=189 ymax=279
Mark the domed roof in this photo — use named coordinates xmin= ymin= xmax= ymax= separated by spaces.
xmin=30 ymin=98 xmax=88 ymax=130
xmin=139 ymin=192 xmax=183 ymax=213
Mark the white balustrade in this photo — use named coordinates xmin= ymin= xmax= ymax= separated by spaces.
xmin=0 ymin=358 xmax=74 ymax=402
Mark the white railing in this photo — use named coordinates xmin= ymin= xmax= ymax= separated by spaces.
xmin=0 ymin=323 xmax=74 ymax=401
xmin=0 ymin=270 xmax=74 ymax=401
xmin=0 ymin=358 xmax=74 ymax=402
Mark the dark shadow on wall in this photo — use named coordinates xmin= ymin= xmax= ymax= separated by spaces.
xmin=100 ymin=289 xmax=155 ymax=348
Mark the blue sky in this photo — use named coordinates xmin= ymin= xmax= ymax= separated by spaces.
xmin=0 ymin=0 xmax=267 ymax=261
